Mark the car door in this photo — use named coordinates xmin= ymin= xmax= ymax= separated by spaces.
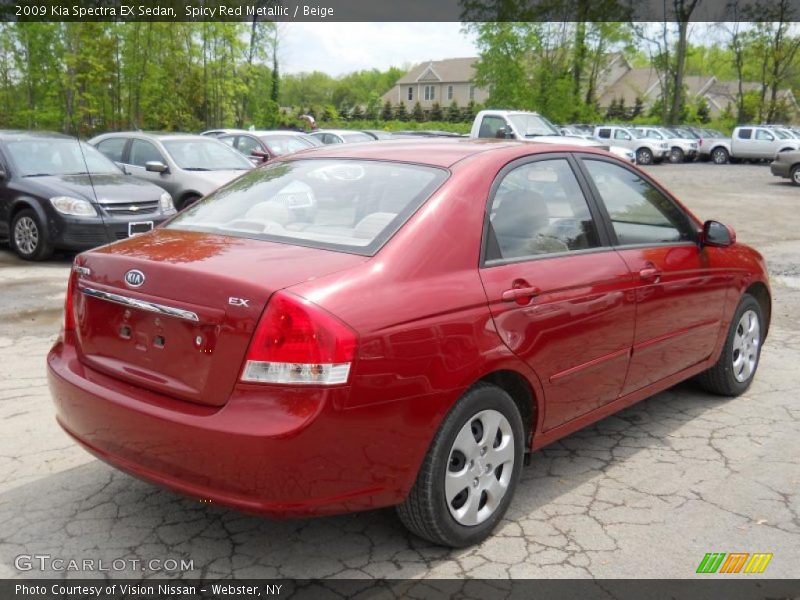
xmin=754 ymin=128 xmax=777 ymax=159
xmin=578 ymin=156 xmax=729 ymax=394
xmin=124 ymin=138 xmax=177 ymax=196
xmin=735 ymin=128 xmax=755 ymax=158
xmin=478 ymin=155 xmax=636 ymax=431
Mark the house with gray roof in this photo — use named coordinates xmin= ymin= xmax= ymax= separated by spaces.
xmin=381 ymin=57 xmax=489 ymax=109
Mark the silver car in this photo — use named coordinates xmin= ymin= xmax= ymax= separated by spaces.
xmin=89 ymin=132 xmax=253 ymax=210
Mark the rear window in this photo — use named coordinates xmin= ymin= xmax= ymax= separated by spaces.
xmin=165 ymin=159 xmax=448 ymax=256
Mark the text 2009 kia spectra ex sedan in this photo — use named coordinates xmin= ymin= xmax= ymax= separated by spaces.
xmin=48 ymin=139 xmax=770 ymax=547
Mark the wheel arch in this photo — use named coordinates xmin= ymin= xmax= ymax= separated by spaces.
xmin=476 ymin=369 xmax=539 ymax=451
xmin=745 ymin=281 xmax=771 ymax=338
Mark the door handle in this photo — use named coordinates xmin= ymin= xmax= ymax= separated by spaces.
xmin=639 ymin=263 xmax=661 ymax=281
xmin=501 ymin=285 xmax=540 ymax=304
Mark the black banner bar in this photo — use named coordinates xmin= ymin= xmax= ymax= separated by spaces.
xmin=2 ymin=0 xmax=800 ymax=22
xmin=4 ymin=579 xmax=800 ymax=600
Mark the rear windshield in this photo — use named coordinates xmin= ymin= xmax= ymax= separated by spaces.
xmin=165 ymin=159 xmax=448 ymax=255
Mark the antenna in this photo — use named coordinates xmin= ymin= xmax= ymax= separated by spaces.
xmin=71 ymin=116 xmax=100 ymax=207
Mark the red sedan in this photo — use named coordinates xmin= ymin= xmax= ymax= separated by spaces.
xmin=48 ymin=140 xmax=770 ymax=547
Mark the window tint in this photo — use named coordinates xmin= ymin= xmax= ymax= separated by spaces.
xmin=166 ymin=159 xmax=447 ymax=255
xmin=486 ymin=159 xmax=601 ymax=262
xmin=584 ymin=160 xmax=695 ymax=246
xmin=96 ymin=137 xmax=127 ymax=162
xmin=129 ymin=139 xmax=164 ymax=167
xmin=737 ymin=128 xmax=752 ymax=140
xmin=597 ymin=128 xmax=611 ymax=139
xmin=478 ymin=116 xmax=508 ymax=138
xmin=237 ymin=136 xmax=262 ymax=156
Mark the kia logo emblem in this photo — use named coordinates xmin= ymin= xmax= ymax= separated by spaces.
xmin=124 ymin=269 xmax=145 ymax=287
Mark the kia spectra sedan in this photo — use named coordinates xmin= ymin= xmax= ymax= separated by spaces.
xmin=48 ymin=139 xmax=770 ymax=547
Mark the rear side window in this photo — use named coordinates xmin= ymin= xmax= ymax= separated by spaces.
xmin=166 ymin=159 xmax=448 ymax=256
xmin=95 ymin=137 xmax=127 ymax=162
xmin=737 ymin=128 xmax=752 ymax=140
xmin=486 ymin=159 xmax=601 ymax=262
xmin=583 ymin=160 xmax=695 ymax=246
xmin=597 ymin=128 xmax=611 ymax=139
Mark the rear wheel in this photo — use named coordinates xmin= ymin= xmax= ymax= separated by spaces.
xmin=697 ymin=294 xmax=763 ymax=396
xmin=636 ymin=147 xmax=654 ymax=165
xmin=711 ymin=147 xmax=729 ymax=165
xmin=397 ymin=383 xmax=524 ymax=547
xmin=790 ymin=165 xmax=800 ymax=185
xmin=10 ymin=209 xmax=53 ymax=261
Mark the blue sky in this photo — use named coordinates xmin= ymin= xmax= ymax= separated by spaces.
xmin=281 ymin=23 xmax=478 ymax=76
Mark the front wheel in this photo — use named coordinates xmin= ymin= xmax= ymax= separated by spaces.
xmin=10 ymin=209 xmax=53 ymax=261
xmin=697 ymin=294 xmax=764 ymax=396
xmin=636 ymin=147 xmax=654 ymax=165
xmin=790 ymin=165 xmax=800 ymax=185
xmin=397 ymin=383 xmax=524 ymax=547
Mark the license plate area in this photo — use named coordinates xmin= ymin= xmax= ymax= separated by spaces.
xmin=128 ymin=221 xmax=154 ymax=236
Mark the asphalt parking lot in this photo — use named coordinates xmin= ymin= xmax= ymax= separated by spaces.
xmin=1 ymin=162 xmax=799 ymax=579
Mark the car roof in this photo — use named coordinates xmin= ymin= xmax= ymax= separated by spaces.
xmin=312 ymin=129 xmax=371 ymax=135
xmin=93 ymin=131 xmax=209 ymax=142
xmin=249 ymin=130 xmax=310 ymax=137
xmin=278 ymin=138 xmax=607 ymax=169
xmin=0 ymin=130 xmax=75 ymax=142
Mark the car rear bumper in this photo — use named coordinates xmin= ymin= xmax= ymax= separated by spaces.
xmin=47 ymin=333 xmax=429 ymax=517
xmin=51 ymin=214 xmax=169 ymax=250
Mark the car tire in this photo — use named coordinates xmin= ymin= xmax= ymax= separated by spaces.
xmin=711 ymin=147 xmax=729 ymax=165
xmin=397 ymin=383 xmax=525 ymax=548
xmin=697 ymin=293 xmax=764 ymax=396
xmin=790 ymin=165 xmax=800 ymax=185
xmin=178 ymin=194 xmax=202 ymax=211
xmin=10 ymin=209 xmax=53 ymax=261
xmin=636 ymin=148 xmax=654 ymax=165
xmin=669 ymin=147 xmax=685 ymax=163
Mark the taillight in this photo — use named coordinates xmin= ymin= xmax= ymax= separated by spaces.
xmin=241 ymin=291 xmax=356 ymax=385
xmin=63 ymin=270 xmax=77 ymax=332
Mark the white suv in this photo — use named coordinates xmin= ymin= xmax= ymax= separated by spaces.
xmin=593 ymin=125 xmax=670 ymax=165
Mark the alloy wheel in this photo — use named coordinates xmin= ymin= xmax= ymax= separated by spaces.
xmin=445 ymin=409 xmax=515 ymax=526
xmin=732 ymin=309 xmax=760 ymax=383
xmin=14 ymin=216 xmax=39 ymax=256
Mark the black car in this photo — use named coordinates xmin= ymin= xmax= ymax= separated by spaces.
xmin=0 ymin=131 xmax=176 ymax=260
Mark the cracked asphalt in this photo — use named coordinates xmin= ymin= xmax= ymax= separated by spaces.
xmin=0 ymin=163 xmax=798 ymax=579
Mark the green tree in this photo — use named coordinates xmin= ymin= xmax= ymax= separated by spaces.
xmin=429 ymin=101 xmax=444 ymax=121
xmin=380 ymin=99 xmax=393 ymax=121
xmin=395 ymin=102 xmax=409 ymax=122
xmin=412 ymin=101 xmax=425 ymax=122
xmin=447 ymin=99 xmax=461 ymax=122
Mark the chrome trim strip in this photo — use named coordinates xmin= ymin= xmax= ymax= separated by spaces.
xmin=81 ymin=287 xmax=199 ymax=322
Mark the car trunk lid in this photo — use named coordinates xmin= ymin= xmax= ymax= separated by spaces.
xmin=72 ymin=229 xmax=366 ymax=406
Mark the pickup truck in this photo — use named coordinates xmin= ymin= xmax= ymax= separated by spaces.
xmin=704 ymin=125 xmax=800 ymax=164
xmin=469 ymin=110 xmax=636 ymax=163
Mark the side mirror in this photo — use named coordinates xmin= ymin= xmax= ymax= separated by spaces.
xmin=496 ymin=127 xmax=515 ymax=140
xmin=251 ymin=149 xmax=270 ymax=162
xmin=145 ymin=161 xmax=168 ymax=173
xmin=702 ymin=220 xmax=735 ymax=247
